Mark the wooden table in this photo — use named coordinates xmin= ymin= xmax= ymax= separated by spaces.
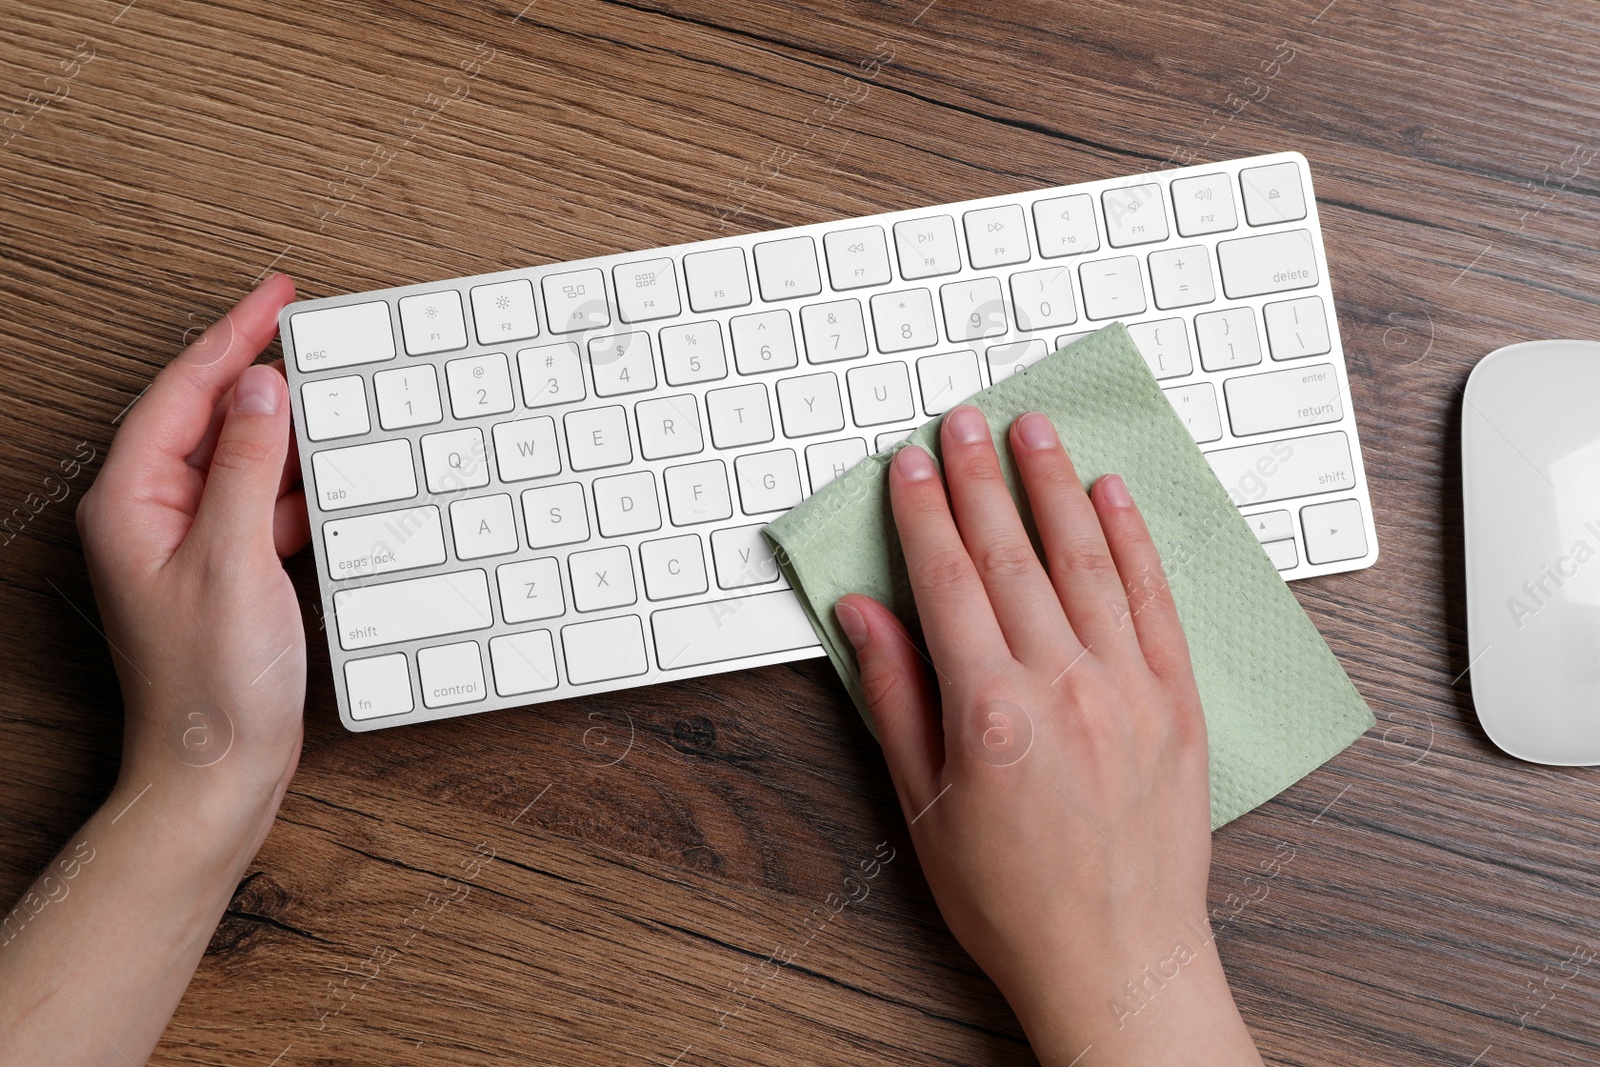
xmin=4 ymin=1 xmax=1599 ymax=1063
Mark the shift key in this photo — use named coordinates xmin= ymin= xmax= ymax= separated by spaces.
xmin=1205 ymin=431 xmax=1355 ymax=505
xmin=333 ymin=570 xmax=493 ymax=650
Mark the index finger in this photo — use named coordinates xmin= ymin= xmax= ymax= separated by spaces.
xmin=888 ymin=444 xmax=1014 ymax=683
xmin=102 ymin=273 xmax=296 ymax=488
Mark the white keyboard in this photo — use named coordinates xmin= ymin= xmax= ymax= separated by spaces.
xmin=282 ymin=150 xmax=1378 ymax=731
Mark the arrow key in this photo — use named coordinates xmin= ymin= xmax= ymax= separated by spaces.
xmin=1301 ymin=498 xmax=1367 ymax=564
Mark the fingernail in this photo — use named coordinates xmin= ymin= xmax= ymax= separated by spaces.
xmin=944 ymin=405 xmax=988 ymax=445
xmin=234 ymin=364 xmax=281 ymax=414
xmin=835 ymin=602 xmax=869 ymax=650
xmin=895 ymin=445 xmax=936 ymax=481
xmin=1099 ymin=474 xmax=1132 ymax=507
xmin=1014 ymin=412 xmax=1057 ymax=450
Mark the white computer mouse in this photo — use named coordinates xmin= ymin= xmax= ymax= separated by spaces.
xmin=1465 ymin=339 xmax=1600 ymax=765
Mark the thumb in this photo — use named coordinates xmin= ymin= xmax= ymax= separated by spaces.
xmin=190 ymin=364 xmax=292 ymax=557
xmin=836 ymin=594 xmax=943 ymax=820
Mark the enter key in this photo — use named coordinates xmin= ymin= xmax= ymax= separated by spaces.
xmin=1223 ymin=362 xmax=1343 ymax=436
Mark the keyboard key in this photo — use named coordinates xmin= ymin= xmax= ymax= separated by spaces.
xmin=823 ymin=226 xmax=892 ymax=289
xmin=1217 ymin=229 xmax=1318 ymax=298
xmin=916 ymin=350 xmax=983 ymax=415
xmin=706 ymin=383 xmax=774 ymax=448
xmin=488 ymin=630 xmax=559 ymax=695
xmin=1246 ymin=510 xmax=1294 ymax=543
xmin=962 ymin=204 xmax=1031 ymax=268
xmin=1148 ymin=246 xmax=1216 ymax=309
xmin=799 ymin=299 xmax=868 ymax=364
xmin=1162 ymin=383 xmax=1222 ymax=444
xmin=323 ymin=505 xmax=446 ymax=580
xmin=562 ymin=615 xmax=649 ymax=684
xmin=587 ymin=331 xmax=657 ymax=397
xmin=1195 ymin=308 xmax=1262 ymax=371
xmin=1170 ymin=173 xmax=1238 ymax=237
xmin=1264 ymin=296 xmax=1331 ymax=360
xmin=664 ymin=459 xmax=733 ymax=526
xmin=418 ymin=641 xmax=487 ymax=708
xmin=777 ymin=372 xmax=845 ymax=437
xmin=636 ymin=394 xmax=704 ymax=460
xmin=1300 ymin=498 xmax=1367 ymax=564
xmin=651 ymin=590 xmax=818 ymax=670
xmin=805 ymin=437 xmax=868 ymax=492
xmin=470 ymin=279 xmax=539 ymax=345
xmin=754 ymin=236 xmax=822 ymax=301
xmin=1032 ymin=194 xmax=1099 ymax=257
xmin=940 ymin=277 xmax=1007 ymax=342
xmin=1054 ymin=331 xmax=1093 ymax=350
xmin=987 ymin=339 xmax=1050 ymax=380
xmin=731 ymin=309 xmax=799 ymax=374
xmin=1263 ymin=538 xmax=1298 ymax=571
xmin=333 ymin=569 xmax=492 ymax=650
xmin=869 ymin=288 xmax=938 ymax=352
xmin=496 ymin=557 xmax=564 ymax=623
xmin=569 ymin=544 xmax=637 ymax=611
xmin=542 ymin=268 xmax=610 ymax=333
xmin=1241 ymin=162 xmax=1308 ymax=226
xmin=345 ymin=653 xmax=413 ymax=721
xmin=1101 ymin=184 xmax=1169 ymax=247
xmin=660 ymin=320 xmax=728 ymax=385
xmin=492 ymin=416 xmax=561 ymax=482
xmin=683 ymin=246 xmax=751 ymax=312
xmin=1223 ymin=363 xmax=1343 ymax=437
xmin=712 ymin=524 xmax=783 ymax=588
xmin=1206 ymin=431 xmax=1354 ymax=505
xmin=1079 ymin=256 xmax=1146 ymax=319
xmin=291 ymin=300 xmax=395 ymax=373
xmin=847 ymin=362 xmax=916 ymax=426
xmin=374 ymin=365 xmax=443 ymax=430
xmin=1127 ymin=318 xmax=1193 ymax=380
xmin=517 ymin=342 xmax=586 ymax=407
xmin=614 ymin=258 xmax=681 ymax=323
xmin=735 ymin=449 xmax=802 ymax=514
xmin=593 ymin=470 xmax=662 ymax=537
xmin=312 ymin=439 xmax=417 ymax=511
xmin=446 ymin=352 xmax=515 ymax=419
xmin=1010 ymin=266 xmax=1077 ymax=331
xmin=893 ymin=215 xmax=961 ymax=279
xmin=640 ymin=534 xmax=709 ymax=600
xmin=876 ymin=429 xmax=914 ymax=450
xmin=301 ymin=375 xmax=370 ymax=441
xmin=522 ymin=482 xmax=590 ymax=547
xmin=421 ymin=427 xmax=490 ymax=492
xmin=564 ymin=405 xmax=632 ymax=470
xmin=450 ymin=494 xmax=519 ymax=559
xmin=399 ymin=291 xmax=468 ymax=355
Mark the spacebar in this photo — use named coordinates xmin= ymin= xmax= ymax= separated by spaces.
xmin=651 ymin=591 xmax=820 ymax=670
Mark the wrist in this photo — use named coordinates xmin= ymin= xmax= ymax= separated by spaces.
xmin=1002 ymin=934 xmax=1262 ymax=1067
xmin=111 ymin=746 xmax=292 ymax=874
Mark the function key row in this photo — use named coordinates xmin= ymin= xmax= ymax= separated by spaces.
xmin=291 ymin=163 xmax=1312 ymax=373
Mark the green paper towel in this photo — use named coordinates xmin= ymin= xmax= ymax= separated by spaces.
xmin=763 ymin=323 xmax=1373 ymax=829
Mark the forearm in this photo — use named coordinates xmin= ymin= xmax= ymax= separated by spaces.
xmin=0 ymin=775 xmax=277 ymax=1067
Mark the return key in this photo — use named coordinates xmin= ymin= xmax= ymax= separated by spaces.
xmin=1223 ymin=362 xmax=1344 ymax=437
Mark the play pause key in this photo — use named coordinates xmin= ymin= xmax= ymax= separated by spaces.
xmin=1301 ymin=498 xmax=1368 ymax=564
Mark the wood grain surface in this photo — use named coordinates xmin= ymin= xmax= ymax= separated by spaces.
xmin=4 ymin=1 xmax=1600 ymax=1064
